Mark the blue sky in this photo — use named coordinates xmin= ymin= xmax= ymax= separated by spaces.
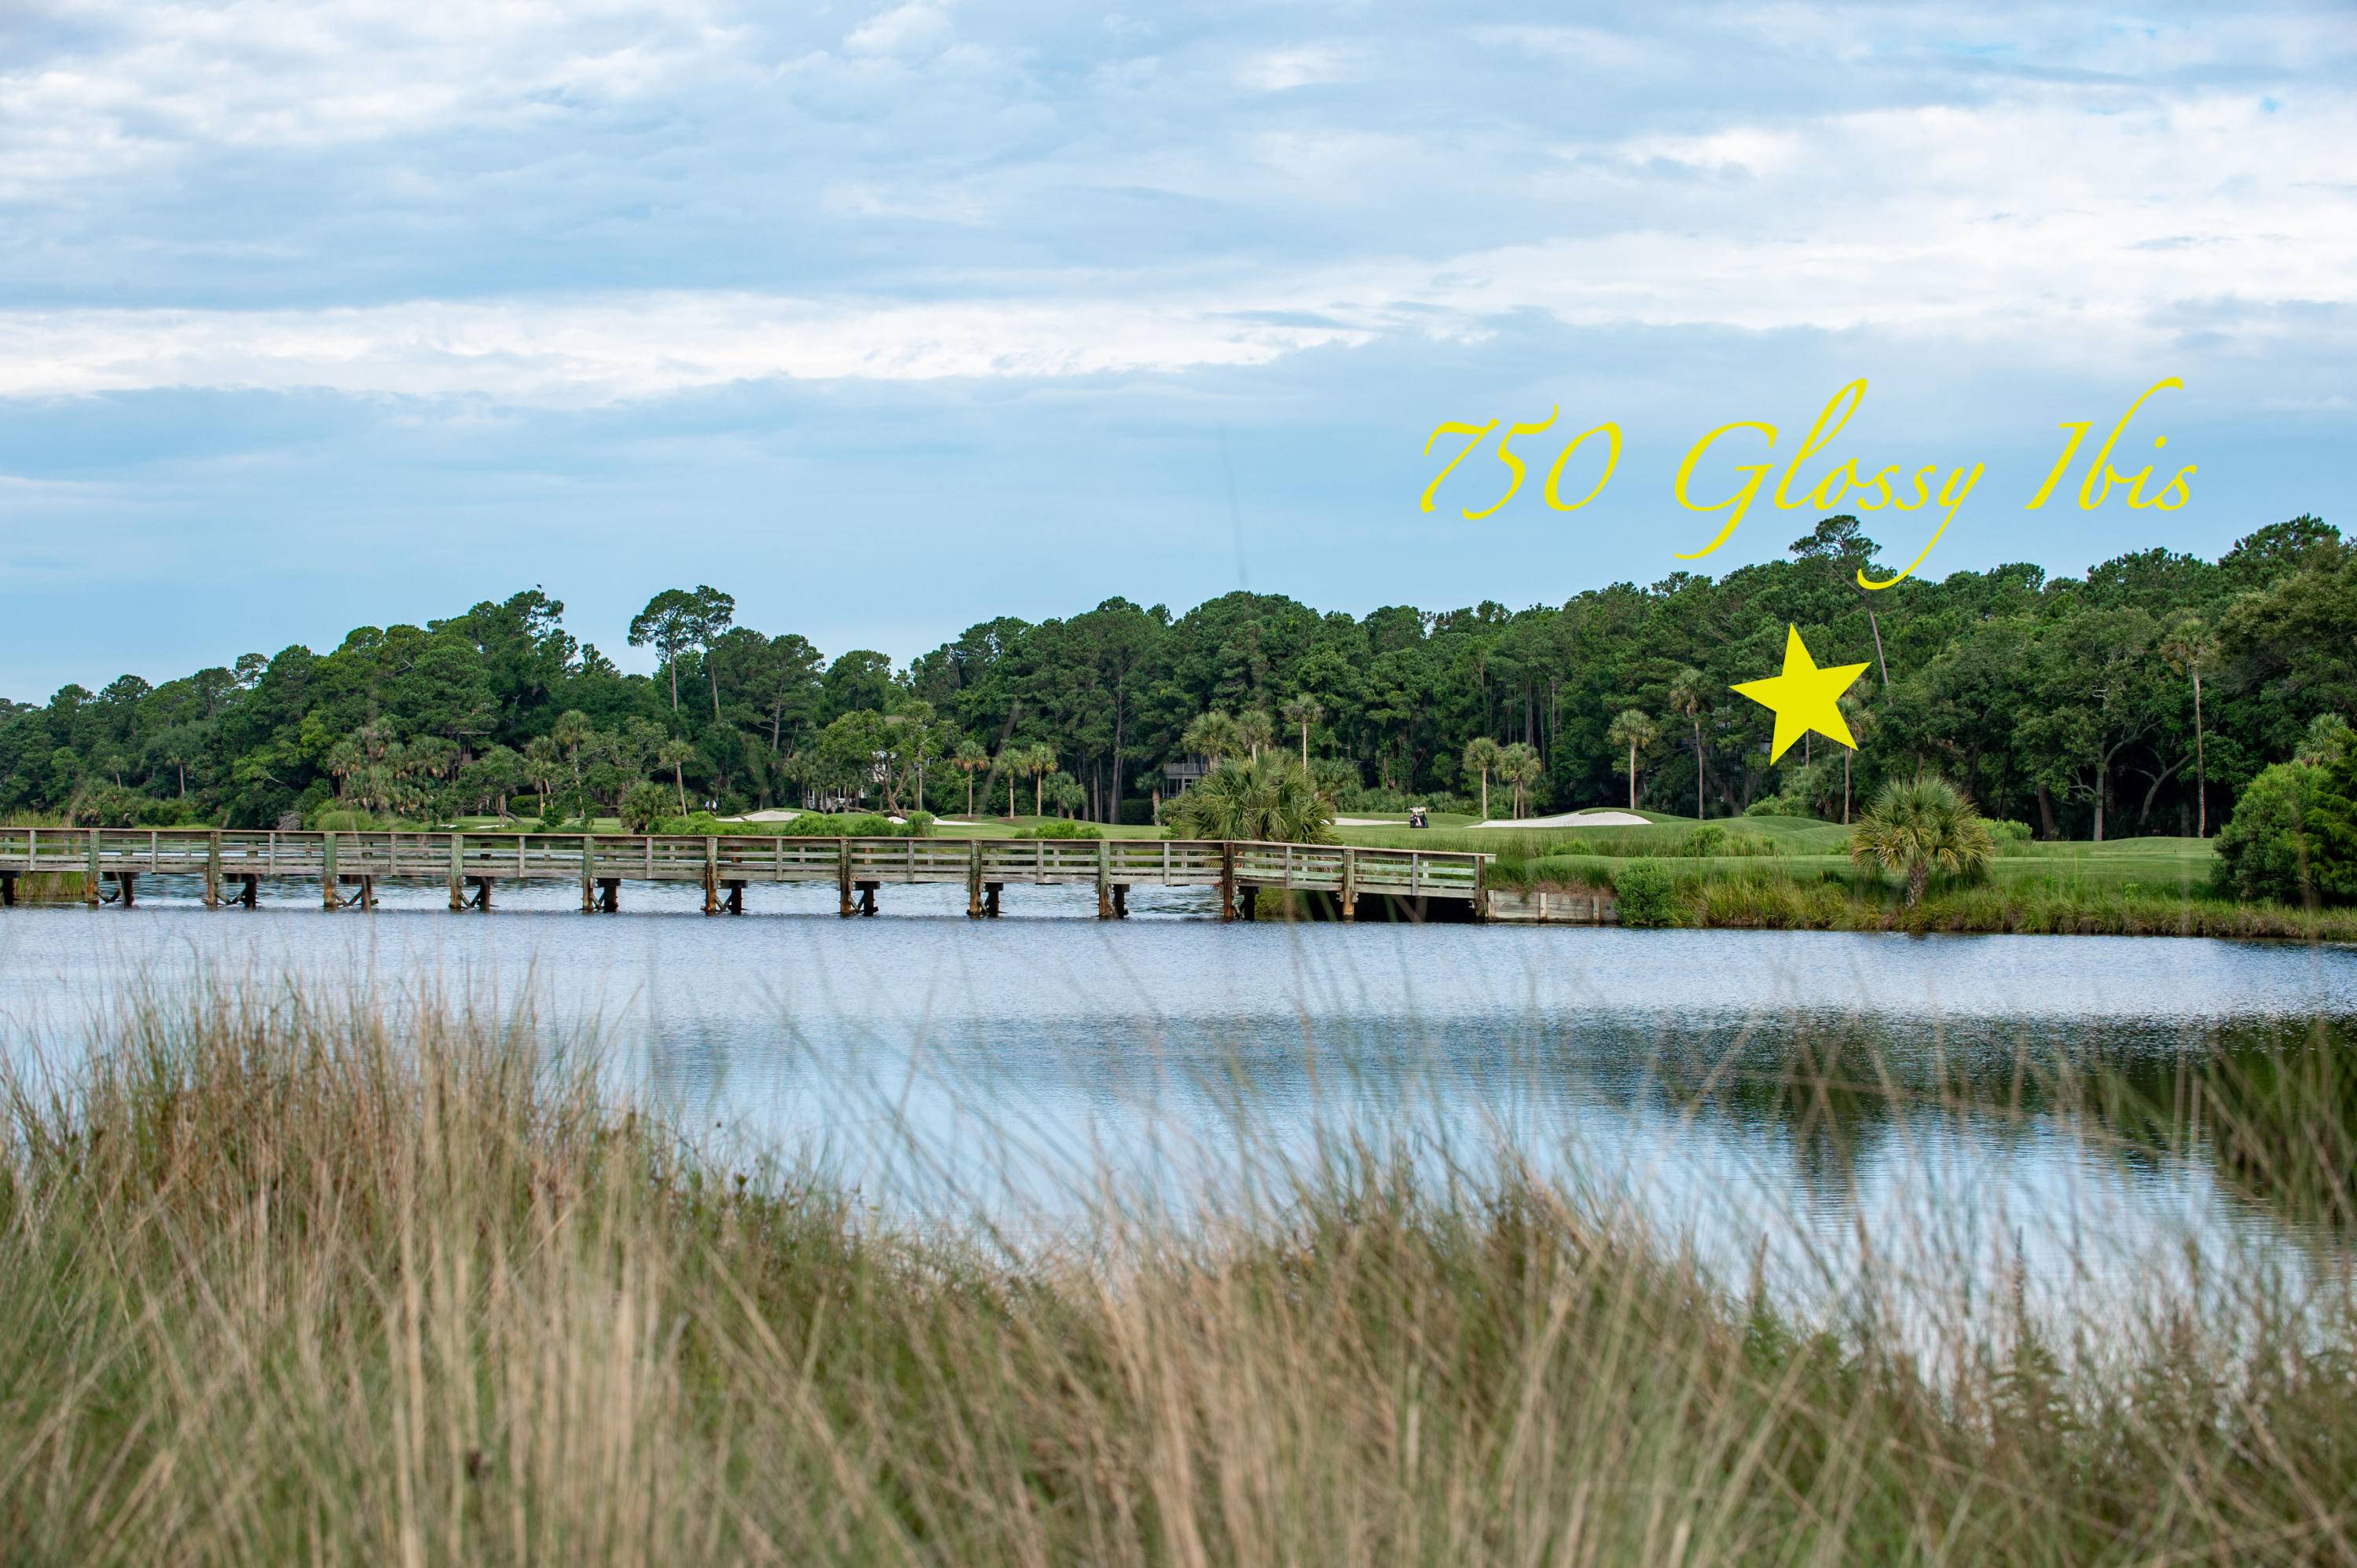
xmin=2 ymin=1 xmax=2352 ymax=698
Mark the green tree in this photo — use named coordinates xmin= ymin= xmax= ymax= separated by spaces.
xmin=1666 ymin=669 xmax=1708 ymax=821
xmin=1237 ymin=709 xmax=1275 ymax=760
xmin=687 ymin=585 xmax=736 ymax=720
xmin=2213 ymin=761 xmax=2319 ymax=905
xmin=1281 ymin=693 xmax=1323 ymax=769
xmin=1019 ymin=742 xmax=1058 ymax=818
xmin=1164 ymin=753 xmax=1333 ymax=844
xmin=1849 ymin=775 xmax=1995 ymax=907
xmin=1605 ymin=710 xmax=1658 ymax=812
xmin=627 ymin=589 xmax=699 ymax=713
xmin=951 ymin=739 xmax=988 ymax=817
xmin=2160 ymin=614 xmax=2218 ymax=837
xmin=656 ymin=735 xmax=695 ymax=819
xmin=1182 ymin=709 xmax=1243 ymax=768
xmin=1461 ymin=736 xmax=1501 ymax=819
xmin=1501 ymin=741 xmax=1542 ymax=819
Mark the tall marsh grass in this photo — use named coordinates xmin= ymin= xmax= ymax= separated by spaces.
xmin=2 ymin=990 xmax=2355 ymax=1563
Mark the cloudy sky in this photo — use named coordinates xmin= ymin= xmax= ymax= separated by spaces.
xmin=2 ymin=1 xmax=2352 ymax=696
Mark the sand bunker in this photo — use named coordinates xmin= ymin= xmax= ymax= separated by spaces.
xmin=1475 ymin=810 xmax=1649 ymax=829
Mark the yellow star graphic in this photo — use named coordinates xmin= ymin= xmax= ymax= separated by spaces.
xmin=1730 ymin=625 xmax=1871 ymax=763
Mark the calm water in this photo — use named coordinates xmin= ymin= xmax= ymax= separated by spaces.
xmin=4 ymin=877 xmax=2355 ymax=1334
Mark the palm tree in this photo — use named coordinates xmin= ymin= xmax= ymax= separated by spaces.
xmin=1021 ymin=742 xmax=1058 ymax=819
xmin=1849 ymin=774 xmax=1994 ymax=907
xmin=656 ymin=736 xmax=694 ymax=819
xmin=1281 ymin=694 xmax=1323 ymax=768
xmin=1165 ymin=753 xmax=1334 ymax=844
xmin=1666 ymin=669 xmax=1708 ymax=820
xmin=2161 ymin=615 xmax=2218 ymax=837
xmin=1461 ymin=736 xmax=1502 ymax=819
xmin=1237 ymin=709 xmax=1276 ymax=760
xmin=1606 ymin=709 xmax=1659 ymax=811
xmin=1502 ymin=742 xmax=1543 ymax=819
xmin=951 ymin=739 xmax=988 ymax=817
xmin=1182 ymin=709 xmax=1244 ymax=768
xmin=550 ymin=710 xmax=596 ymax=820
xmin=522 ymin=735 xmax=559 ymax=815
xmin=1837 ymin=694 xmax=1876 ymax=825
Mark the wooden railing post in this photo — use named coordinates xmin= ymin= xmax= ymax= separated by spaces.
xmin=582 ymin=833 xmax=596 ymax=913
xmin=967 ymin=840 xmax=984 ymax=918
xmin=838 ymin=838 xmax=855 ymax=918
xmin=322 ymin=832 xmax=342 ymax=910
xmin=1341 ymin=846 xmax=1357 ymax=921
xmin=85 ymin=828 xmax=101 ymax=906
xmin=449 ymin=833 xmax=465 ymax=910
xmin=1219 ymin=841 xmax=1235 ymax=921
xmin=703 ymin=835 xmax=720 ymax=916
xmin=1096 ymin=838 xmax=1113 ymax=919
xmin=205 ymin=830 xmax=222 ymax=909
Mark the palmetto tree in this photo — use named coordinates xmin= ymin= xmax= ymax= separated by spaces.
xmin=522 ymin=736 xmax=559 ymax=814
xmin=656 ymin=736 xmax=695 ymax=818
xmin=951 ymin=739 xmax=988 ymax=816
xmin=550 ymin=710 xmax=596 ymax=819
xmin=1164 ymin=753 xmax=1334 ymax=844
xmin=1237 ymin=709 xmax=1276 ymax=760
xmin=1503 ymin=742 xmax=1544 ymax=819
xmin=1182 ymin=709 xmax=1243 ymax=768
xmin=2161 ymin=614 xmax=2219 ymax=837
xmin=1848 ymin=774 xmax=1994 ymax=907
xmin=1605 ymin=709 xmax=1659 ymax=811
xmin=1461 ymin=736 xmax=1502 ymax=819
xmin=1019 ymin=742 xmax=1058 ymax=817
xmin=1666 ymin=669 xmax=1707 ymax=820
xmin=1281 ymin=694 xmax=1324 ymax=768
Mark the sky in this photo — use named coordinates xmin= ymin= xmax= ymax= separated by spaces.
xmin=2 ymin=0 xmax=2353 ymax=700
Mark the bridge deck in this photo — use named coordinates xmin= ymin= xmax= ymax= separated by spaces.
xmin=0 ymin=827 xmax=1489 ymax=918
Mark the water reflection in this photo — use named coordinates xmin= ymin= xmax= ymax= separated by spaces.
xmin=3 ymin=896 xmax=2353 ymax=1339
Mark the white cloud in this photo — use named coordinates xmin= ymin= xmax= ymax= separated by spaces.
xmin=1234 ymin=44 xmax=1361 ymax=91
xmin=0 ymin=294 xmax=1369 ymax=405
xmin=0 ymin=0 xmax=743 ymax=194
xmin=845 ymin=2 xmax=953 ymax=56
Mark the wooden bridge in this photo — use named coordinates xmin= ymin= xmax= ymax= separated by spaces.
xmin=0 ymin=827 xmax=1491 ymax=921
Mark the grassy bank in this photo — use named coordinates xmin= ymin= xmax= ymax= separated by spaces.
xmin=3 ymin=994 xmax=2355 ymax=1563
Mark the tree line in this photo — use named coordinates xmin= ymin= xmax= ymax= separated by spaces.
xmin=1 ymin=512 xmax=2345 ymax=839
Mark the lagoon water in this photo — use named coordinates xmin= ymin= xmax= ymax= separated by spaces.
xmin=5 ymin=876 xmax=2355 ymax=1335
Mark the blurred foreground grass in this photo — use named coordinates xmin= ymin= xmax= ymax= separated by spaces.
xmin=2 ymin=990 xmax=2353 ymax=1563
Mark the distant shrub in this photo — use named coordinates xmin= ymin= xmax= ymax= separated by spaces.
xmin=1680 ymin=823 xmax=1727 ymax=857
xmin=1989 ymin=819 xmax=2033 ymax=844
xmin=1016 ymin=819 xmax=1103 ymax=839
xmin=2215 ymin=761 xmax=2319 ymax=906
xmin=1613 ymin=859 xmax=1679 ymax=928
xmin=618 ymin=782 xmax=672 ymax=833
xmin=1744 ymin=797 xmax=1810 ymax=818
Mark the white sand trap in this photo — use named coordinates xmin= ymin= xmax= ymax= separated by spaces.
xmin=1475 ymin=810 xmax=1650 ymax=829
xmin=718 ymin=808 xmax=802 ymax=822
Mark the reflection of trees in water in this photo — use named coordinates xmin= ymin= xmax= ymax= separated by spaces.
xmin=2083 ymin=1017 xmax=2357 ymax=1233
xmin=1639 ymin=1015 xmax=2357 ymax=1236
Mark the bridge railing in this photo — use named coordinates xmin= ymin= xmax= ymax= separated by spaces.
xmin=0 ymin=827 xmax=1490 ymax=901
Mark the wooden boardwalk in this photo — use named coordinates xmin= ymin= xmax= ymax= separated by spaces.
xmin=0 ymin=827 xmax=1491 ymax=921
